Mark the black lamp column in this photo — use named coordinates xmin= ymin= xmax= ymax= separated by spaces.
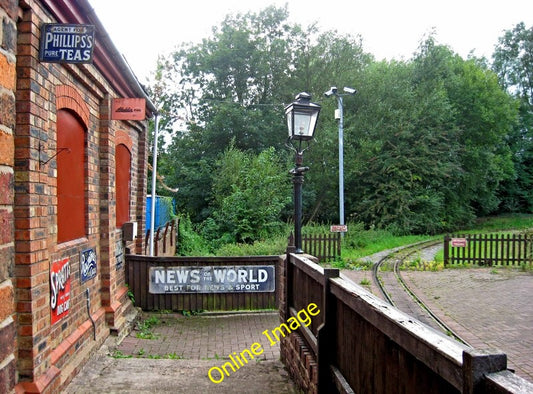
xmin=290 ymin=152 xmax=308 ymax=253
xmin=284 ymin=92 xmax=321 ymax=254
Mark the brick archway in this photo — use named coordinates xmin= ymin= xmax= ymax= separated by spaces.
xmin=56 ymin=85 xmax=90 ymax=127
xmin=115 ymin=129 xmax=133 ymax=152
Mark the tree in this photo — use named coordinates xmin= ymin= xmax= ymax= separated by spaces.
xmin=291 ymin=30 xmax=372 ymax=224
xmin=149 ymin=6 xmax=303 ymax=223
xmin=346 ymin=59 xmax=461 ymax=234
xmin=147 ymin=9 xmax=523 ymax=241
xmin=492 ymin=22 xmax=533 ymax=212
xmin=203 ymin=146 xmax=290 ymax=245
xmin=412 ymin=38 xmax=516 ymax=219
xmin=342 ymin=38 xmax=517 ymax=234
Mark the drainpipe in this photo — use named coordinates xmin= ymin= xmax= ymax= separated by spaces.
xmin=149 ymin=114 xmax=160 ymax=256
xmin=86 ymin=288 xmax=96 ymax=340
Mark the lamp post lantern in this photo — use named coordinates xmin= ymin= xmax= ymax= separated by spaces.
xmin=285 ymin=92 xmax=321 ymax=253
xmin=324 ymin=86 xmax=356 ymax=232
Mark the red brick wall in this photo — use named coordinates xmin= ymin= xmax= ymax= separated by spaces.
xmin=0 ymin=1 xmax=18 ymax=392
xmin=12 ymin=1 xmax=149 ymax=392
xmin=278 ymin=255 xmax=319 ymax=394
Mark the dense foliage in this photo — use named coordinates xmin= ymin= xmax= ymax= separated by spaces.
xmin=148 ymin=6 xmax=531 ymax=247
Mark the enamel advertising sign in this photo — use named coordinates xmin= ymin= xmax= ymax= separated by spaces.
xmin=149 ymin=265 xmax=276 ymax=294
xmin=39 ymin=24 xmax=95 ymax=63
xmin=80 ymin=248 xmax=97 ymax=283
xmin=50 ymin=258 xmax=71 ymax=324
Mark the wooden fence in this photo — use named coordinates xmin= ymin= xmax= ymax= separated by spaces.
xmin=288 ymin=232 xmax=341 ymax=262
xmin=144 ymin=219 xmax=178 ymax=257
xmin=279 ymin=253 xmax=533 ymax=393
xmin=126 ymin=255 xmax=279 ymax=311
xmin=444 ymin=233 xmax=532 ymax=266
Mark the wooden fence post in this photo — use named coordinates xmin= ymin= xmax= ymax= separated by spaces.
xmin=154 ymin=228 xmax=161 ymax=256
xmin=463 ymin=349 xmax=507 ymax=394
xmin=284 ymin=253 xmax=293 ymax=321
xmin=336 ymin=232 xmax=341 ymax=259
xmin=444 ymin=235 xmax=450 ymax=266
xmin=317 ymin=267 xmax=339 ymax=393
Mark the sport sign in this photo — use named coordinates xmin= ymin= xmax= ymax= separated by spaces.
xmin=50 ymin=258 xmax=71 ymax=324
xmin=149 ymin=265 xmax=275 ymax=294
xmin=39 ymin=24 xmax=95 ymax=63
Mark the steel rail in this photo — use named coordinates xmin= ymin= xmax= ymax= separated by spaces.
xmin=371 ymin=240 xmax=472 ymax=347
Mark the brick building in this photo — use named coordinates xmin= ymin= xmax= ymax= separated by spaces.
xmin=1 ymin=0 xmax=155 ymax=392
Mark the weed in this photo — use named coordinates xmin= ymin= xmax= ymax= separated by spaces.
xmin=126 ymin=285 xmax=135 ymax=305
xmin=137 ymin=348 xmax=145 ymax=356
xmin=111 ymin=350 xmax=132 ymax=359
xmin=135 ymin=316 xmax=161 ymax=340
xmin=181 ymin=309 xmax=204 ymax=317
xmin=359 ymin=278 xmax=371 ymax=286
xmin=165 ymin=353 xmax=183 ymax=359
xmin=136 ymin=331 xmax=159 ymax=340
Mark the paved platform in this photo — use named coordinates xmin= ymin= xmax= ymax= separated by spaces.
xmin=403 ymin=268 xmax=533 ymax=382
xmin=65 ymin=311 xmax=297 ymax=393
xmin=66 ymin=267 xmax=533 ymax=392
xmin=342 ymin=267 xmax=533 ymax=382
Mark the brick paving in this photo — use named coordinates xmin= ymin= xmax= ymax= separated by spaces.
xmin=343 ymin=266 xmax=533 ymax=383
xmin=66 ymin=311 xmax=298 ymax=393
xmin=67 ymin=264 xmax=533 ymax=392
xmin=402 ymin=268 xmax=533 ymax=382
xmin=118 ymin=312 xmax=280 ymax=361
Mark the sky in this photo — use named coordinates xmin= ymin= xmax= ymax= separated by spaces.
xmin=88 ymin=0 xmax=533 ymax=82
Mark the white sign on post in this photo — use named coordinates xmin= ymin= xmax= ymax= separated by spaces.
xmin=330 ymin=225 xmax=348 ymax=233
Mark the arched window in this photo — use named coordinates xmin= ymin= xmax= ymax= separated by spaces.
xmin=115 ymin=143 xmax=132 ymax=228
xmin=57 ymin=109 xmax=86 ymax=243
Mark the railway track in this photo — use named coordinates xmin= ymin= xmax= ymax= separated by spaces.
xmin=372 ymin=240 xmax=472 ymax=347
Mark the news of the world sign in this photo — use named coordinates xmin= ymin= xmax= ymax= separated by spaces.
xmin=149 ymin=265 xmax=275 ymax=294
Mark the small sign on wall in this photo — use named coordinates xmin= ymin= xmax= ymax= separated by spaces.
xmin=115 ymin=240 xmax=124 ymax=270
xmin=111 ymin=98 xmax=146 ymax=121
xmin=80 ymin=248 xmax=97 ymax=283
xmin=50 ymin=258 xmax=71 ymax=324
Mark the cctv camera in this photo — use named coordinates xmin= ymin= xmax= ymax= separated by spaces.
xmin=343 ymin=87 xmax=357 ymax=95
xmin=324 ymin=87 xmax=338 ymax=97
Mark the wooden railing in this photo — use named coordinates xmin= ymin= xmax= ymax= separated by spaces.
xmin=444 ymin=233 xmax=532 ymax=266
xmin=280 ymin=253 xmax=533 ymax=393
xmin=144 ymin=219 xmax=178 ymax=257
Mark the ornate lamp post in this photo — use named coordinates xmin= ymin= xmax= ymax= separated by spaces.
xmin=285 ymin=92 xmax=321 ymax=253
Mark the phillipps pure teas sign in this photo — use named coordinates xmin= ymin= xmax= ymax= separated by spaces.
xmin=39 ymin=24 xmax=95 ymax=63
xmin=50 ymin=258 xmax=71 ymax=324
xmin=149 ymin=265 xmax=275 ymax=294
